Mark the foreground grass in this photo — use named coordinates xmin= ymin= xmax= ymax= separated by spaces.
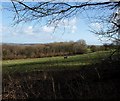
xmin=2 ymin=51 xmax=110 ymax=74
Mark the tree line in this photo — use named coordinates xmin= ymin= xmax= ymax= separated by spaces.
xmin=2 ymin=40 xmax=115 ymax=60
xmin=2 ymin=40 xmax=86 ymax=60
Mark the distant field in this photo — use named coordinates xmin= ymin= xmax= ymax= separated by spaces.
xmin=2 ymin=51 xmax=110 ymax=74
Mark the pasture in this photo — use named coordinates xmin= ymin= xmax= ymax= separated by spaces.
xmin=2 ymin=51 xmax=110 ymax=74
xmin=2 ymin=50 xmax=120 ymax=100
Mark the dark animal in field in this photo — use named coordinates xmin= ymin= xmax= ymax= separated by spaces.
xmin=64 ymin=55 xmax=68 ymax=59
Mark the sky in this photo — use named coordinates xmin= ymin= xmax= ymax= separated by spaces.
xmin=0 ymin=1 xmax=112 ymax=45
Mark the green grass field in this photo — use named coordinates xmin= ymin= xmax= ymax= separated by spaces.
xmin=2 ymin=51 xmax=110 ymax=74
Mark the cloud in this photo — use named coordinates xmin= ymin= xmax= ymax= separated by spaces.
xmin=2 ymin=17 xmax=78 ymax=37
xmin=67 ymin=18 xmax=77 ymax=33
xmin=42 ymin=25 xmax=54 ymax=33
xmin=90 ymin=22 xmax=103 ymax=30
xmin=0 ymin=25 xmax=2 ymax=33
xmin=1 ymin=25 xmax=11 ymax=35
xmin=71 ymin=25 xmax=77 ymax=33
xmin=59 ymin=18 xmax=77 ymax=27
xmin=24 ymin=26 xmax=34 ymax=35
xmin=2 ymin=17 xmax=78 ymax=43
xmin=41 ymin=18 xmax=77 ymax=33
xmin=46 ymin=17 xmax=78 ymax=33
xmin=70 ymin=18 xmax=77 ymax=25
xmin=2 ymin=25 xmax=38 ymax=36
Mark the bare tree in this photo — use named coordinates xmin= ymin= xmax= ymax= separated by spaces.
xmin=90 ymin=3 xmax=120 ymax=44
xmin=9 ymin=1 xmax=118 ymax=23
xmin=9 ymin=0 xmax=120 ymax=57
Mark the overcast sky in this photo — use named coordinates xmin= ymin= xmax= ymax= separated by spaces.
xmin=1 ymin=2 xmax=112 ymax=45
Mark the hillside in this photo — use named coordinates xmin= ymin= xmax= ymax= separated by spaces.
xmin=2 ymin=51 xmax=120 ymax=100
